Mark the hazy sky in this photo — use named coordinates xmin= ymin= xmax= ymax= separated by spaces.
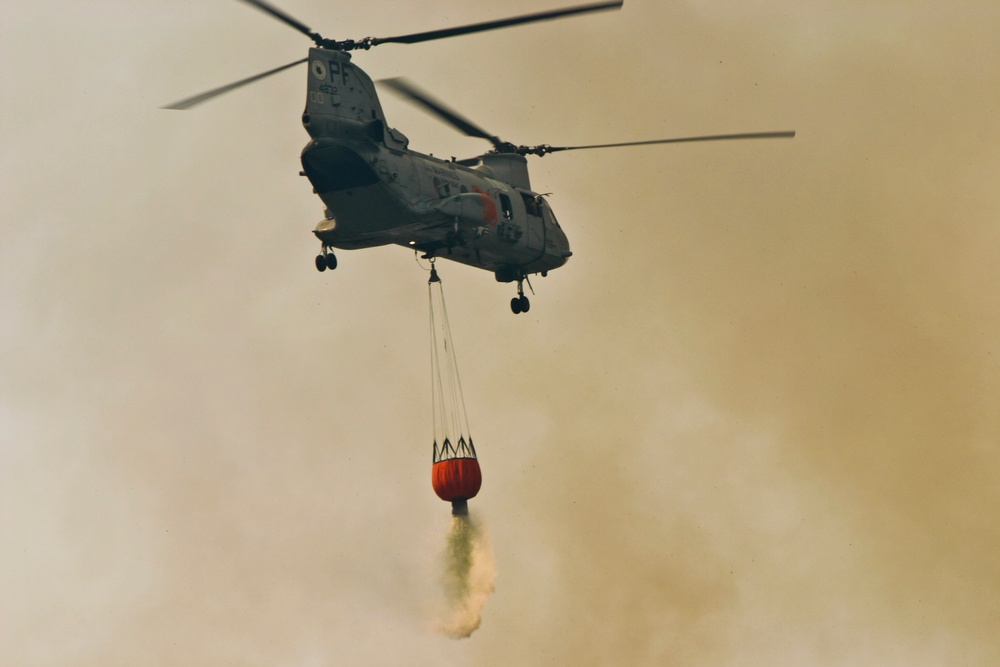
xmin=3 ymin=1 xmax=999 ymax=665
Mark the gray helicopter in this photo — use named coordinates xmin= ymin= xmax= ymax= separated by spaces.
xmin=166 ymin=0 xmax=794 ymax=314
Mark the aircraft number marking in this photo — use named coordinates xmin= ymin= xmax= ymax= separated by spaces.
xmin=310 ymin=84 xmax=340 ymax=105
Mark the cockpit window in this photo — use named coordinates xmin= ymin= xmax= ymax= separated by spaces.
xmin=539 ymin=198 xmax=560 ymax=227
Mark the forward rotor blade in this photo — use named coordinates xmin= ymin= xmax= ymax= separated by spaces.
xmin=161 ymin=57 xmax=307 ymax=110
xmin=371 ymin=0 xmax=623 ymax=46
xmin=536 ymin=130 xmax=796 ymax=154
xmin=381 ymin=77 xmax=503 ymax=147
xmin=237 ymin=0 xmax=321 ymax=42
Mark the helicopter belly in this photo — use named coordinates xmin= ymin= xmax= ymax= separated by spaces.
xmin=311 ymin=183 xmax=429 ymax=248
xmin=395 ymin=216 xmax=570 ymax=275
xmin=397 ymin=239 xmax=569 ymax=276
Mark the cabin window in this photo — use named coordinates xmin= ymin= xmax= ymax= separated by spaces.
xmin=520 ymin=192 xmax=540 ymax=216
xmin=434 ymin=177 xmax=451 ymax=197
xmin=499 ymin=193 xmax=513 ymax=220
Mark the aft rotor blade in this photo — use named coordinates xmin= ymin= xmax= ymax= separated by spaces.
xmin=237 ymin=0 xmax=321 ymax=43
xmin=371 ymin=0 xmax=623 ymax=46
xmin=536 ymin=130 xmax=796 ymax=154
xmin=381 ymin=77 xmax=503 ymax=147
xmin=161 ymin=57 xmax=307 ymax=110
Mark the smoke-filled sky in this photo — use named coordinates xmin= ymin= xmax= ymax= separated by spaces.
xmin=3 ymin=1 xmax=999 ymax=665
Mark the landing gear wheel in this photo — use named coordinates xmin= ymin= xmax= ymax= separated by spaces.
xmin=324 ymin=253 xmax=338 ymax=270
xmin=315 ymin=254 xmax=327 ymax=272
xmin=511 ymin=275 xmax=532 ymax=315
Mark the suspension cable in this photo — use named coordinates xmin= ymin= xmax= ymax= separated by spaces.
xmin=428 ymin=261 xmax=473 ymax=461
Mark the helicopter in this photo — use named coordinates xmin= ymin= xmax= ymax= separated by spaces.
xmin=166 ymin=0 xmax=794 ymax=314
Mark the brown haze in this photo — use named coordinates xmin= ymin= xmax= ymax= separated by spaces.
xmin=3 ymin=1 xmax=999 ymax=665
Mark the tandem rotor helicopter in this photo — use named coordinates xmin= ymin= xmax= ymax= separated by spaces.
xmin=166 ymin=0 xmax=794 ymax=314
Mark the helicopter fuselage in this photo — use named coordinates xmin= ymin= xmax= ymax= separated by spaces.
xmin=300 ymin=48 xmax=571 ymax=281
